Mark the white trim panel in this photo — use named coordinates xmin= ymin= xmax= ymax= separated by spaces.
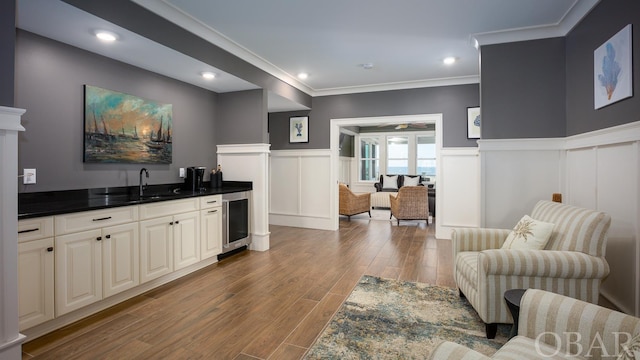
xmin=269 ymin=150 xmax=334 ymax=230
xmin=437 ymin=148 xmax=480 ymax=239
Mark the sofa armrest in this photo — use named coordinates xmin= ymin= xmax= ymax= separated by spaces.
xmin=519 ymin=289 xmax=640 ymax=357
xmin=374 ymin=182 xmax=382 ymax=192
xmin=452 ymin=228 xmax=511 ymax=253
xmin=478 ymin=250 xmax=610 ymax=279
xmin=428 ymin=341 xmax=492 ymax=360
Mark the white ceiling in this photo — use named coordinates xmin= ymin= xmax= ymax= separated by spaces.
xmin=16 ymin=0 xmax=599 ymax=112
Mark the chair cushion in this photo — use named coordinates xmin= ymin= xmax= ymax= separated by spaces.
xmin=382 ymin=175 xmax=399 ymax=190
xmin=501 ymin=215 xmax=554 ymax=250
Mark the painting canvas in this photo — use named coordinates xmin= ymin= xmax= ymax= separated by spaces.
xmin=594 ymin=24 xmax=633 ymax=109
xmin=289 ymin=116 xmax=309 ymax=143
xmin=84 ymin=85 xmax=172 ymax=163
xmin=467 ymin=107 xmax=480 ymax=139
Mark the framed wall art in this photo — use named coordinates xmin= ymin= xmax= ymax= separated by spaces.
xmin=289 ymin=116 xmax=309 ymax=143
xmin=84 ymin=85 xmax=173 ymax=164
xmin=594 ymin=24 xmax=633 ymax=109
xmin=467 ymin=106 xmax=481 ymax=139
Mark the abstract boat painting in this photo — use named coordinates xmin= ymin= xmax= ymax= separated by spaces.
xmin=594 ymin=24 xmax=633 ymax=109
xmin=84 ymin=85 xmax=173 ymax=163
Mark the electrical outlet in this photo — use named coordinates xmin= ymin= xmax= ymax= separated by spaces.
xmin=24 ymin=168 xmax=36 ymax=184
xmin=179 ymin=168 xmax=185 ymax=178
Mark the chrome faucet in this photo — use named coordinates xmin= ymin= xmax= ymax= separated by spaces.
xmin=139 ymin=168 xmax=149 ymax=196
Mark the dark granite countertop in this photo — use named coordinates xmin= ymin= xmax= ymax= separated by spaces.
xmin=18 ymin=181 xmax=252 ymax=219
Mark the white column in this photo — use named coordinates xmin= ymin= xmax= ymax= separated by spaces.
xmin=217 ymin=144 xmax=270 ymax=251
xmin=0 ymin=106 xmax=26 ymax=359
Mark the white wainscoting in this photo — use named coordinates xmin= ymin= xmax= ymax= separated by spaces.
xmin=479 ymin=121 xmax=640 ymax=316
xmin=478 ymin=139 xmax=565 ymax=229
xmin=338 ymin=156 xmax=353 ymax=187
xmin=436 ymin=148 xmax=481 ymax=239
xmin=269 ymin=150 xmax=334 ymax=230
xmin=564 ymin=122 xmax=640 ymax=316
xmin=217 ymin=144 xmax=271 ymax=251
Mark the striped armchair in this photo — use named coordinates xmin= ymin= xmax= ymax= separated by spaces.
xmin=453 ymin=200 xmax=611 ymax=338
xmin=428 ymin=289 xmax=640 ymax=360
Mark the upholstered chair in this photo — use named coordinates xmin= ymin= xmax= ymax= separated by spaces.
xmin=453 ymin=200 xmax=611 ymax=339
xmin=389 ymin=186 xmax=429 ymax=225
xmin=338 ymin=183 xmax=371 ymax=220
xmin=429 ymin=289 xmax=640 ymax=360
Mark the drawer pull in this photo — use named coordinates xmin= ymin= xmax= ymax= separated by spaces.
xmin=208 ymin=210 xmax=218 ymax=213
xmin=46 ymin=247 xmax=53 ymax=252
xmin=92 ymin=216 xmax=112 ymax=222
xmin=96 ymin=236 xmax=102 ymax=241
xmin=207 ymin=200 xmax=218 ymax=204
xmin=18 ymin=228 xmax=39 ymax=234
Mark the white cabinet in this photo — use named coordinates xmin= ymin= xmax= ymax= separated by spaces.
xmin=200 ymin=195 xmax=222 ymax=260
xmin=102 ymin=223 xmax=139 ymax=298
xmin=54 ymin=207 xmax=139 ymax=316
xmin=173 ymin=211 xmax=200 ymax=270
xmin=140 ymin=216 xmax=174 ymax=283
xmin=18 ymin=217 xmax=55 ymax=331
xmin=139 ymin=198 xmax=200 ymax=282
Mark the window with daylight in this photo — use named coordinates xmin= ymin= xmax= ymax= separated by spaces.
xmin=356 ymin=131 xmax=436 ymax=182
xmin=416 ymin=136 xmax=436 ymax=177
xmin=387 ymin=136 xmax=409 ymax=174
xmin=359 ymin=137 xmax=380 ymax=181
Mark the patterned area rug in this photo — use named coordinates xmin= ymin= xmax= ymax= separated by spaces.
xmin=305 ymin=275 xmax=509 ymax=359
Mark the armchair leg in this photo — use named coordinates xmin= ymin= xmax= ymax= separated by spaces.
xmin=397 ymin=219 xmax=400 ymax=226
xmin=485 ymin=323 xmax=498 ymax=339
xmin=347 ymin=215 xmax=351 ymax=221
xmin=458 ymin=289 xmax=466 ymax=299
xmin=367 ymin=211 xmax=371 ymax=218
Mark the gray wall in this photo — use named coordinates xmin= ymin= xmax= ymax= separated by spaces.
xmin=566 ymin=0 xmax=640 ymax=135
xmin=15 ymin=31 xmax=218 ymax=192
xmin=217 ymin=89 xmax=268 ymax=144
xmin=480 ymin=38 xmax=566 ymax=139
xmin=0 ymin=0 xmax=15 ymax=106
xmin=269 ymin=84 xmax=479 ymax=150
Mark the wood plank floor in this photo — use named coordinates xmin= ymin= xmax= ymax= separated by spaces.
xmin=22 ymin=215 xmax=454 ymax=360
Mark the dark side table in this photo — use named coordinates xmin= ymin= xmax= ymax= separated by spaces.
xmin=504 ymin=289 xmax=526 ymax=339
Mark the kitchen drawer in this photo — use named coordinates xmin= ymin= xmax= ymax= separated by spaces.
xmin=55 ymin=206 xmax=139 ymax=235
xmin=18 ymin=217 xmax=54 ymax=243
xmin=139 ymin=198 xmax=199 ymax=220
xmin=200 ymin=195 xmax=222 ymax=210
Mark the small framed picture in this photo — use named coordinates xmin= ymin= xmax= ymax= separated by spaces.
xmin=467 ymin=107 xmax=481 ymax=139
xmin=289 ymin=116 xmax=309 ymax=143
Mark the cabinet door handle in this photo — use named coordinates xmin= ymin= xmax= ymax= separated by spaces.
xmin=105 ymin=234 xmax=111 ymax=239
xmin=96 ymin=236 xmax=102 ymax=241
xmin=169 ymin=221 xmax=174 ymax=225
xmin=18 ymin=228 xmax=39 ymax=234
xmin=207 ymin=200 xmax=217 ymax=204
xmin=46 ymin=247 xmax=53 ymax=252
xmin=175 ymin=220 xmax=180 ymax=224
xmin=93 ymin=216 xmax=112 ymax=222
xmin=208 ymin=210 xmax=218 ymax=213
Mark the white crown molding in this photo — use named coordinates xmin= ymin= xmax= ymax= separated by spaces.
xmin=473 ymin=0 xmax=600 ymax=46
xmin=313 ymin=75 xmax=480 ymax=97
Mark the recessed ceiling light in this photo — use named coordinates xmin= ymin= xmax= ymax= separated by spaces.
xmin=297 ymin=73 xmax=309 ymax=80
xmin=95 ymin=31 xmax=117 ymax=42
xmin=443 ymin=57 xmax=457 ymax=65
xmin=201 ymin=72 xmax=216 ymax=80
